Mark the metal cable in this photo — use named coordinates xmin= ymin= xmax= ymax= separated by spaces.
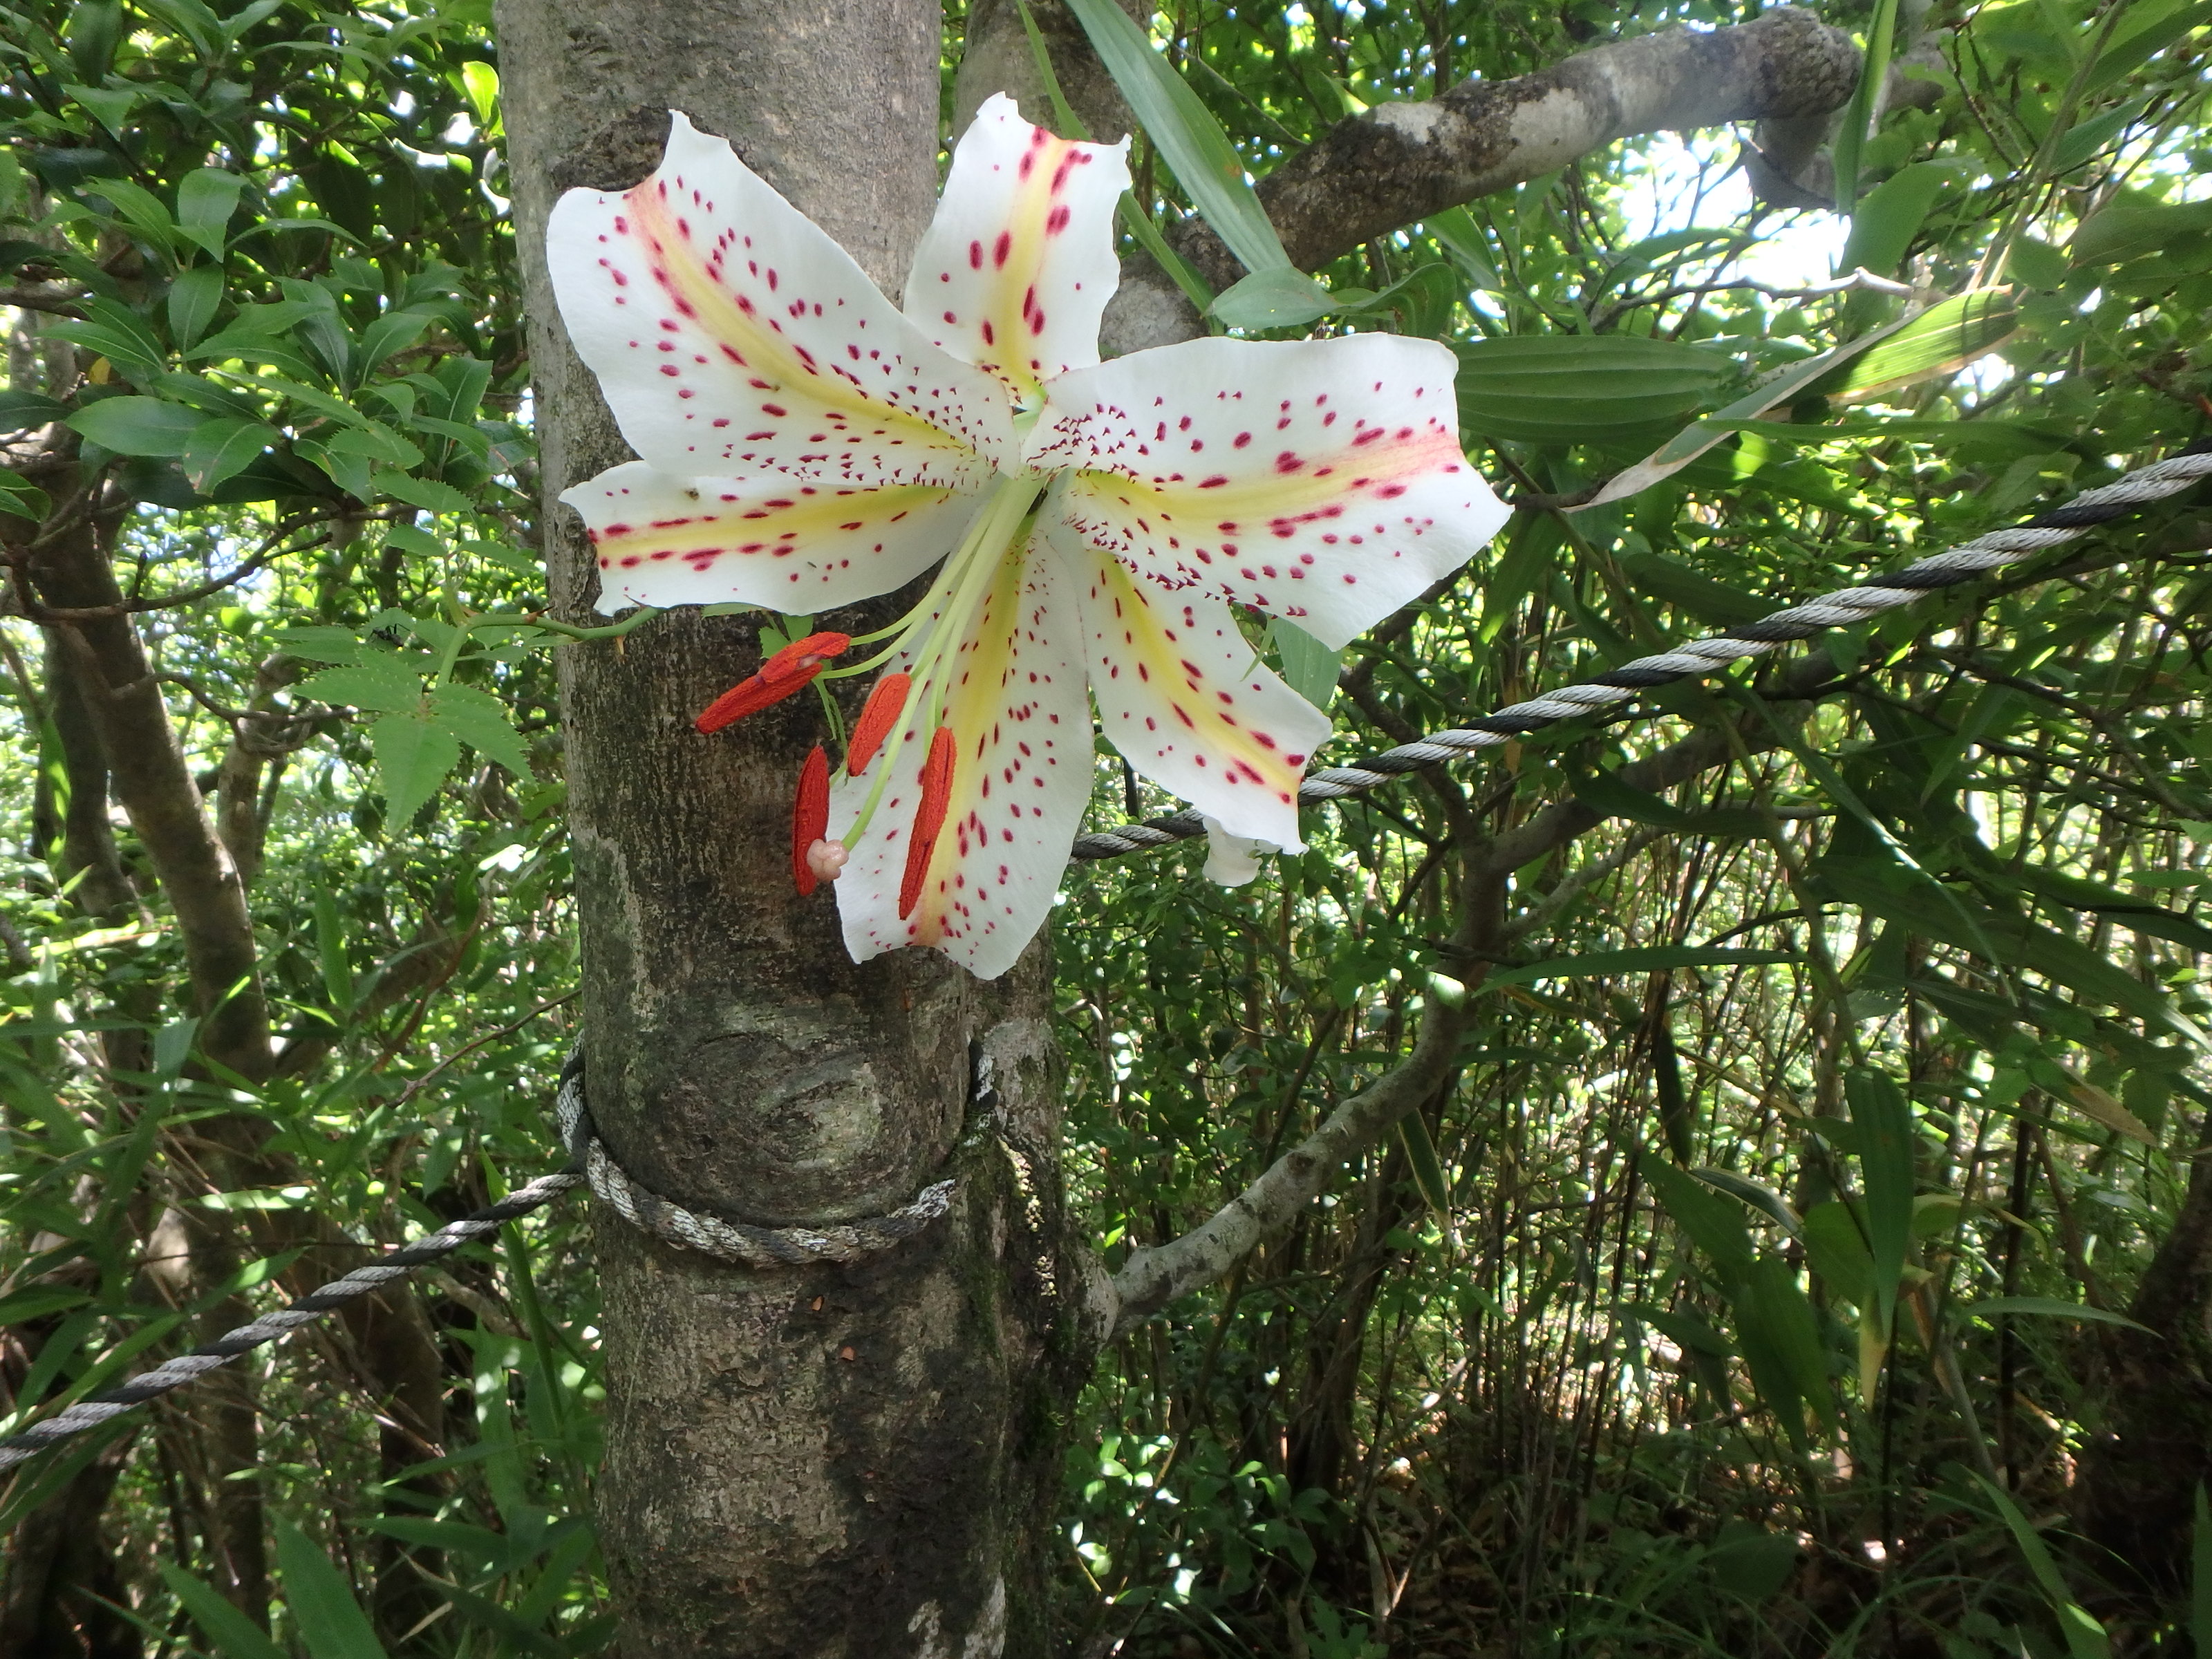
xmin=0 ymin=1051 xmax=961 ymax=1474
xmin=5 ymin=440 xmax=2205 ymax=1476
xmin=1067 ymin=443 xmax=2212 ymax=861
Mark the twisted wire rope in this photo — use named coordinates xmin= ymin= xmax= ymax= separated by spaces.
xmin=1068 ymin=443 xmax=2212 ymax=860
xmin=3 ymin=440 xmax=2206 ymax=1477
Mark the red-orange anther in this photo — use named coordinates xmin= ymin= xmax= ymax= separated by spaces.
xmin=790 ymin=745 xmax=830 ymax=895
xmin=694 ymin=632 xmax=852 ymax=733
xmin=845 ymin=672 xmax=911 ymax=776
xmin=897 ymin=725 xmax=956 ymax=920
xmin=761 ymin=630 xmax=850 ymax=683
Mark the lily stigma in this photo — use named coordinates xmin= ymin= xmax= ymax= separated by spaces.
xmin=549 ymin=95 xmax=1510 ymax=979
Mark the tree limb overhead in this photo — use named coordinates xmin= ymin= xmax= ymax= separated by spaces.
xmin=1101 ymin=7 xmax=1863 ymax=354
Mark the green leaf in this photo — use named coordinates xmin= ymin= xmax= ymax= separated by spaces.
xmin=1964 ymin=1296 xmax=2154 ymax=1333
xmin=176 ymin=168 xmax=245 ymax=260
xmin=1060 ymin=0 xmax=1294 ymax=278
xmin=1846 ymin=1069 xmax=1915 ymax=1346
xmin=429 ymin=684 xmax=534 ymax=776
xmin=166 ymin=265 xmax=224 ymax=349
xmin=461 ymin=60 xmax=500 ymax=130
xmin=1738 ymin=1253 xmax=1838 ymax=1436
xmin=273 ymin=626 xmax=371 ymax=664
xmin=1841 ymin=160 xmax=1956 ymax=276
xmin=1693 ymin=1168 xmax=1801 ymax=1239
xmin=299 ymin=659 xmax=424 ymax=715
xmin=158 ymin=1563 xmax=286 ymax=1659
xmin=180 ymin=417 xmax=276 ymax=492
xmin=353 ymin=308 xmax=435 ymax=379
xmin=368 ymin=711 xmax=461 ymax=832
xmin=312 ymin=891 xmax=353 ymax=1011
xmin=1639 ymin=1151 xmax=1754 ymax=1275
xmin=1211 ymin=266 xmax=1335 ymax=330
xmin=66 ymin=396 xmax=205 ymax=456
xmin=1397 ymin=1112 xmax=1452 ymax=1216
xmin=1455 ymin=335 xmax=1726 ymax=446
xmin=1271 ymin=619 xmax=1341 ymax=710
xmin=0 ymin=391 xmax=67 ymax=431
xmin=66 ymin=82 xmax=141 ymax=138
xmin=1486 ymin=946 xmax=1792 ymax=988
xmin=377 ymin=472 xmax=474 ymax=514
xmin=1835 ymin=290 xmax=2019 ymax=400
xmin=273 ymin=1521 xmax=391 ymax=1659
xmin=52 ymin=299 xmax=167 ymax=382
xmin=1830 ymin=0 xmax=1898 ymax=209
xmin=0 ymin=470 xmax=50 ymax=523
xmin=1974 ymin=1477 xmax=2112 ymax=1659
xmin=1618 ymin=551 xmax=1770 ymax=628
xmin=2071 ymin=194 xmax=2212 ymax=268
xmin=1801 ymin=1200 xmax=1875 ymax=1308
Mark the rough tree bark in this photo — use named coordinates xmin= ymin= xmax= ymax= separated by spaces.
xmin=2072 ymin=1110 xmax=2212 ymax=1596
xmin=498 ymin=4 xmax=1097 ymax=1652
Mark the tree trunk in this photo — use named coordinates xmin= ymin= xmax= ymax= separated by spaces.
xmin=2072 ymin=1112 xmax=2212 ymax=1599
xmin=497 ymin=5 xmax=1096 ymax=1651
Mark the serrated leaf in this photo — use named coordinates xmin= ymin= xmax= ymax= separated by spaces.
xmin=377 ymin=471 xmax=473 ymax=514
xmin=273 ymin=626 xmax=371 ymax=664
xmin=65 ymin=396 xmax=204 ymax=456
xmin=429 ymin=684 xmax=533 ymax=776
xmin=179 ymin=417 xmax=276 ymax=492
xmin=299 ymin=659 xmax=424 ymax=714
xmin=368 ymin=712 xmax=460 ymax=832
xmin=325 ymin=421 xmax=423 ymax=469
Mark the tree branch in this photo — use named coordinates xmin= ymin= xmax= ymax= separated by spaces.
xmin=1102 ymin=6 xmax=1864 ymax=354
xmin=1105 ymin=658 xmax=1841 ymax=1331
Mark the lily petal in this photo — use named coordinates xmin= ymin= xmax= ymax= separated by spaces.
xmin=563 ymin=460 xmax=982 ymax=614
xmin=829 ymin=532 xmax=1091 ymax=979
xmin=1201 ymin=817 xmax=1276 ymax=887
xmin=903 ymin=93 xmax=1129 ymax=411
xmin=547 ymin=111 xmax=1015 ymax=489
xmin=1029 ymin=335 xmax=1509 ymax=650
xmin=1054 ymin=522 xmax=1331 ymax=853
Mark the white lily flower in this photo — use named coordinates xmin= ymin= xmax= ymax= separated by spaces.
xmin=548 ymin=96 xmax=1509 ymax=980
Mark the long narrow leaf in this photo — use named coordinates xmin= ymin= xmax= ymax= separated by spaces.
xmin=1060 ymin=0 xmax=1296 ymax=280
xmin=1846 ymin=1069 xmax=1915 ymax=1347
xmin=273 ymin=1522 xmax=391 ymax=1659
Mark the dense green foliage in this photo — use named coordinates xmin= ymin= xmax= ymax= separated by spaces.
xmin=3 ymin=0 xmax=2211 ymax=1653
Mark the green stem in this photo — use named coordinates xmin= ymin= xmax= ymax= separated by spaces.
xmin=841 ymin=475 xmax=1041 ymax=845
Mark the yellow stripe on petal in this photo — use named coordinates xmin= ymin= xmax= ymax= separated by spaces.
xmin=1031 ymin=335 xmax=1510 ymax=649
xmin=901 ymin=94 xmax=1128 ymax=409
xmin=827 ymin=531 xmax=1091 ymax=980
xmin=563 ymin=461 xmax=982 ymax=615
xmin=1062 ymin=527 xmax=1329 ymax=854
xmin=548 ymin=113 xmax=1015 ymax=490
